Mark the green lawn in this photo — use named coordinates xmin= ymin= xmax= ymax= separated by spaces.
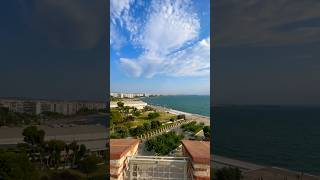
xmin=114 ymin=110 xmax=176 ymax=129
xmin=134 ymin=111 xmax=176 ymax=122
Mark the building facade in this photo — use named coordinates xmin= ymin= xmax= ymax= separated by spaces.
xmin=0 ymin=98 xmax=106 ymax=115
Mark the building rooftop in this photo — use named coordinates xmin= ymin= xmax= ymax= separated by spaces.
xmin=182 ymin=140 xmax=210 ymax=164
xmin=110 ymin=139 xmax=140 ymax=160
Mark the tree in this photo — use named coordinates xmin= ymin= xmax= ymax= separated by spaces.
xmin=124 ymin=115 xmax=135 ymax=122
xmin=177 ymin=114 xmax=186 ymax=120
xmin=115 ymin=127 xmax=129 ymax=138
xmin=148 ymin=112 xmax=160 ymax=119
xmin=145 ymin=132 xmax=184 ymax=155
xmin=22 ymin=126 xmax=45 ymax=162
xmin=69 ymin=141 xmax=79 ymax=167
xmin=117 ymin=102 xmax=124 ymax=109
xmin=135 ymin=125 xmax=145 ymax=135
xmin=214 ymin=167 xmax=242 ymax=180
xmin=110 ymin=109 xmax=123 ymax=125
xmin=78 ymin=155 xmax=99 ymax=178
xmin=143 ymin=122 xmax=151 ymax=130
xmin=151 ymin=120 xmax=161 ymax=129
xmin=203 ymin=126 xmax=211 ymax=140
xmin=68 ymin=141 xmax=87 ymax=167
xmin=143 ymin=106 xmax=153 ymax=112
xmin=0 ymin=150 xmax=39 ymax=180
xmin=47 ymin=140 xmax=66 ymax=168
xmin=132 ymin=108 xmax=141 ymax=116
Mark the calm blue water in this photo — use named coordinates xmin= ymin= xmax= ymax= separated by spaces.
xmin=142 ymin=95 xmax=210 ymax=117
xmin=142 ymin=96 xmax=320 ymax=175
xmin=214 ymin=106 xmax=320 ymax=175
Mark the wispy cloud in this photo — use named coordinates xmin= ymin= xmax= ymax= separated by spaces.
xmin=111 ymin=0 xmax=210 ymax=78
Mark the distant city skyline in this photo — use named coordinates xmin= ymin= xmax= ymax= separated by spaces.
xmin=110 ymin=0 xmax=210 ymax=95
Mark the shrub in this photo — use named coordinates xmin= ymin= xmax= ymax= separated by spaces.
xmin=203 ymin=126 xmax=210 ymax=139
xmin=145 ymin=132 xmax=184 ymax=155
xmin=78 ymin=155 xmax=100 ymax=177
xmin=177 ymin=114 xmax=186 ymax=120
xmin=143 ymin=106 xmax=153 ymax=111
xmin=124 ymin=115 xmax=135 ymax=122
xmin=110 ymin=109 xmax=123 ymax=125
xmin=111 ymin=127 xmax=129 ymax=138
xmin=151 ymin=120 xmax=161 ymax=129
xmin=143 ymin=122 xmax=151 ymax=130
xmin=148 ymin=112 xmax=160 ymax=119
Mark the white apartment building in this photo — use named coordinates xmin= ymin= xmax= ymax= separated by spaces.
xmin=0 ymin=98 xmax=106 ymax=115
xmin=110 ymin=92 xmax=150 ymax=99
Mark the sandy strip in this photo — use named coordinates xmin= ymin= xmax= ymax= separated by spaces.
xmin=149 ymin=105 xmax=210 ymax=125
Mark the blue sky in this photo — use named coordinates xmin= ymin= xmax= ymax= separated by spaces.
xmin=110 ymin=0 xmax=210 ymax=95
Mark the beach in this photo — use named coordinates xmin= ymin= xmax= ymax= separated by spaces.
xmin=150 ymin=105 xmax=210 ymax=126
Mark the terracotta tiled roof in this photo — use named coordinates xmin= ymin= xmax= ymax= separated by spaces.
xmin=182 ymin=140 xmax=210 ymax=164
xmin=110 ymin=139 xmax=139 ymax=160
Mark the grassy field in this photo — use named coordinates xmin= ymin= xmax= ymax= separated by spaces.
xmin=115 ymin=111 xmax=176 ymax=129
xmin=134 ymin=111 xmax=176 ymax=122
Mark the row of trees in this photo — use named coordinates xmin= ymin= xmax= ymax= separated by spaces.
xmin=0 ymin=107 xmax=39 ymax=126
xmin=0 ymin=150 xmax=101 ymax=180
xmin=20 ymin=126 xmax=91 ymax=169
xmin=129 ymin=120 xmax=161 ymax=136
xmin=111 ymin=120 xmax=162 ymax=138
xmin=0 ymin=126 xmax=103 ymax=179
xmin=0 ymin=106 xmax=105 ymax=127
xmin=145 ymin=132 xmax=184 ymax=155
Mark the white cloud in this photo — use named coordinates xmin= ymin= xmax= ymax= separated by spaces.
xmin=119 ymin=58 xmax=142 ymax=77
xmin=110 ymin=24 xmax=126 ymax=50
xmin=120 ymin=37 xmax=210 ymax=78
xmin=114 ymin=0 xmax=210 ymax=78
xmin=110 ymin=0 xmax=134 ymax=25
xmin=139 ymin=0 xmax=200 ymax=54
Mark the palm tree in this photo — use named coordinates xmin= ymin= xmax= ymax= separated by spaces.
xmin=69 ymin=141 xmax=79 ymax=167
xmin=64 ymin=143 xmax=70 ymax=168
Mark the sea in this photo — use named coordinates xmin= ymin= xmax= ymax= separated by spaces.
xmin=142 ymin=95 xmax=210 ymax=117
xmin=143 ymin=95 xmax=320 ymax=175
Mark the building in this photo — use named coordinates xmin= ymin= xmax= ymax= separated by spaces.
xmin=0 ymin=98 xmax=106 ymax=115
xmin=110 ymin=92 xmax=157 ymax=99
xmin=110 ymin=101 xmax=147 ymax=110
xmin=110 ymin=139 xmax=210 ymax=180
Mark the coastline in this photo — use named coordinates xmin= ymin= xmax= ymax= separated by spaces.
xmin=212 ymin=155 xmax=320 ymax=179
xmin=148 ymin=104 xmax=210 ymax=126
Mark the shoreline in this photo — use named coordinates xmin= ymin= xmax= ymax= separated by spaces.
xmin=212 ymin=155 xmax=320 ymax=179
xmin=148 ymin=104 xmax=211 ymax=125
